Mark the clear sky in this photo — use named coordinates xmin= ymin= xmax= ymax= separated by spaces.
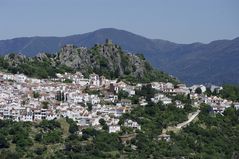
xmin=0 ymin=0 xmax=239 ymax=43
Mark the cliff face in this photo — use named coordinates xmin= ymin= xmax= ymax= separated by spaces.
xmin=56 ymin=40 xmax=151 ymax=79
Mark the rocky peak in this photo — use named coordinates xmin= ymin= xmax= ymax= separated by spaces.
xmin=3 ymin=53 xmax=27 ymax=66
xmin=54 ymin=40 xmax=154 ymax=80
xmin=4 ymin=53 xmax=26 ymax=60
xmin=36 ymin=52 xmax=48 ymax=61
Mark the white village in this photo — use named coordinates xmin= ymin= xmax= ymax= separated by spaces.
xmin=0 ymin=71 xmax=238 ymax=134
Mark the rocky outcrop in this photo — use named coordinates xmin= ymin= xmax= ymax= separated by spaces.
xmin=55 ymin=40 xmax=152 ymax=79
xmin=4 ymin=53 xmax=27 ymax=66
xmin=0 ymin=40 xmax=176 ymax=83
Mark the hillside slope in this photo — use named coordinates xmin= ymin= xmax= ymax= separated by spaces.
xmin=0 ymin=40 xmax=176 ymax=83
xmin=155 ymin=38 xmax=239 ymax=85
xmin=0 ymin=28 xmax=238 ymax=85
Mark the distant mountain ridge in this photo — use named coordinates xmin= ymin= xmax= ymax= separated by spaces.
xmin=0 ymin=28 xmax=239 ymax=85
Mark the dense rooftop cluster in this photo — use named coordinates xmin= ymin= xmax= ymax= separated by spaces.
xmin=1 ymin=71 xmax=238 ymax=132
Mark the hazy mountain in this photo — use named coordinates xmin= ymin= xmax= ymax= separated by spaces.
xmin=0 ymin=28 xmax=160 ymax=56
xmin=0 ymin=28 xmax=238 ymax=85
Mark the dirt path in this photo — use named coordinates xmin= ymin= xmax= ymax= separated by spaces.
xmin=176 ymin=110 xmax=200 ymax=129
xmin=162 ymin=110 xmax=200 ymax=134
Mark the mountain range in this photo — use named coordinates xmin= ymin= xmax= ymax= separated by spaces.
xmin=0 ymin=28 xmax=238 ymax=85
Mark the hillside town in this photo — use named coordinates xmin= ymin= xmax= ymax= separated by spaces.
xmin=0 ymin=71 xmax=238 ymax=134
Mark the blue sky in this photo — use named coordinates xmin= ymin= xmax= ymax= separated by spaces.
xmin=0 ymin=0 xmax=239 ymax=43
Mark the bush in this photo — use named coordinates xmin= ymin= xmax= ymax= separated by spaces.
xmin=34 ymin=146 xmax=47 ymax=155
xmin=39 ymin=120 xmax=61 ymax=131
xmin=118 ymin=90 xmax=129 ymax=100
xmin=0 ymin=134 xmax=9 ymax=148
xmin=43 ymin=130 xmax=62 ymax=144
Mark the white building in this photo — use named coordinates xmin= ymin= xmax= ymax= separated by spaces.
xmin=3 ymin=74 xmax=14 ymax=81
xmin=90 ymin=74 xmax=100 ymax=87
xmin=190 ymin=85 xmax=206 ymax=94
xmin=234 ymin=103 xmax=239 ymax=110
xmin=124 ymin=119 xmax=141 ymax=130
xmin=109 ymin=125 xmax=121 ymax=133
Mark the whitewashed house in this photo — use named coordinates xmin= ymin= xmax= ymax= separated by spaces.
xmin=15 ymin=74 xmax=27 ymax=83
xmin=234 ymin=103 xmax=239 ymax=110
xmin=124 ymin=119 xmax=141 ymax=130
xmin=109 ymin=125 xmax=121 ymax=133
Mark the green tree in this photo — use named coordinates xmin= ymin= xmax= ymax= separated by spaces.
xmin=41 ymin=101 xmax=49 ymax=109
xmin=195 ymin=87 xmax=202 ymax=94
xmin=33 ymin=91 xmax=40 ymax=98
xmin=34 ymin=133 xmax=43 ymax=142
xmin=136 ymin=84 xmax=156 ymax=101
xmin=118 ymin=90 xmax=129 ymax=100
xmin=87 ymin=103 xmax=93 ymax=111
xmin=99 ymin=118 xmax=106 ymax=126
xmin=0 ymin=134 xmax=9 ymax=148
xmin=220 ymin=85 xmax=239 ymax=101
xmin=66 ymin=118 xmax=79 ymax=134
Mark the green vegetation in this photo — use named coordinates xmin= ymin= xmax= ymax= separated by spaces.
xmin=0 ymin=56 xmax=74 ymax=79
xmin=63 ymin=79 xmax=73 ymax=83
xmin=64 ymin=128 xmax=123 ymax=158
xmin=116 ymin=104 xmax=239 ymax=158
xmin=66 ymin=117 xmax=79 ymax=134
xmin=0 ymin=103 xmax=239 ymax=158
xmin=0 ymin=120 xmax=33 ymax=158
xmin=0 ymin=119 xmax=123 ymax=158
xmin=0 ymin=119 xmax=63 ymax=158
xmin=0 ymin=44 xmax=238 ymax=158
xmin=135 ymin=84 xmax=157 ymax=101
xmin=99 ymin=118 xmax=108 ymax=131
xmin=86 ymin=102 xmax=93 ymax=111
xmin=117 ymin=90 xmax=129 ymax=100
xmin=121 ymin=102 xmax=189 ymax=133
xmin=205 ymin=85 xmax=239 ymax=101
xmin=122 ymin=69 xmax=178 ymax=84
xmin=220 ymin=85 xmax=239 ymax=101
xmin=83 ymin=87 xmax=100 ymax=95
xmin=33 ymin=91 xmax=40 ymax=98
xmin=41 ymin=101 xmax=49 ymax=109
xmin=88 ymin=44 xmax=178 ymax=84
xmin=163 ymin=105 xmax=239 ymax=159
xmin=195 ymin=87 xmax=202 ymax=94
xmin=0 ymin=43 xmax=178 ymax=84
